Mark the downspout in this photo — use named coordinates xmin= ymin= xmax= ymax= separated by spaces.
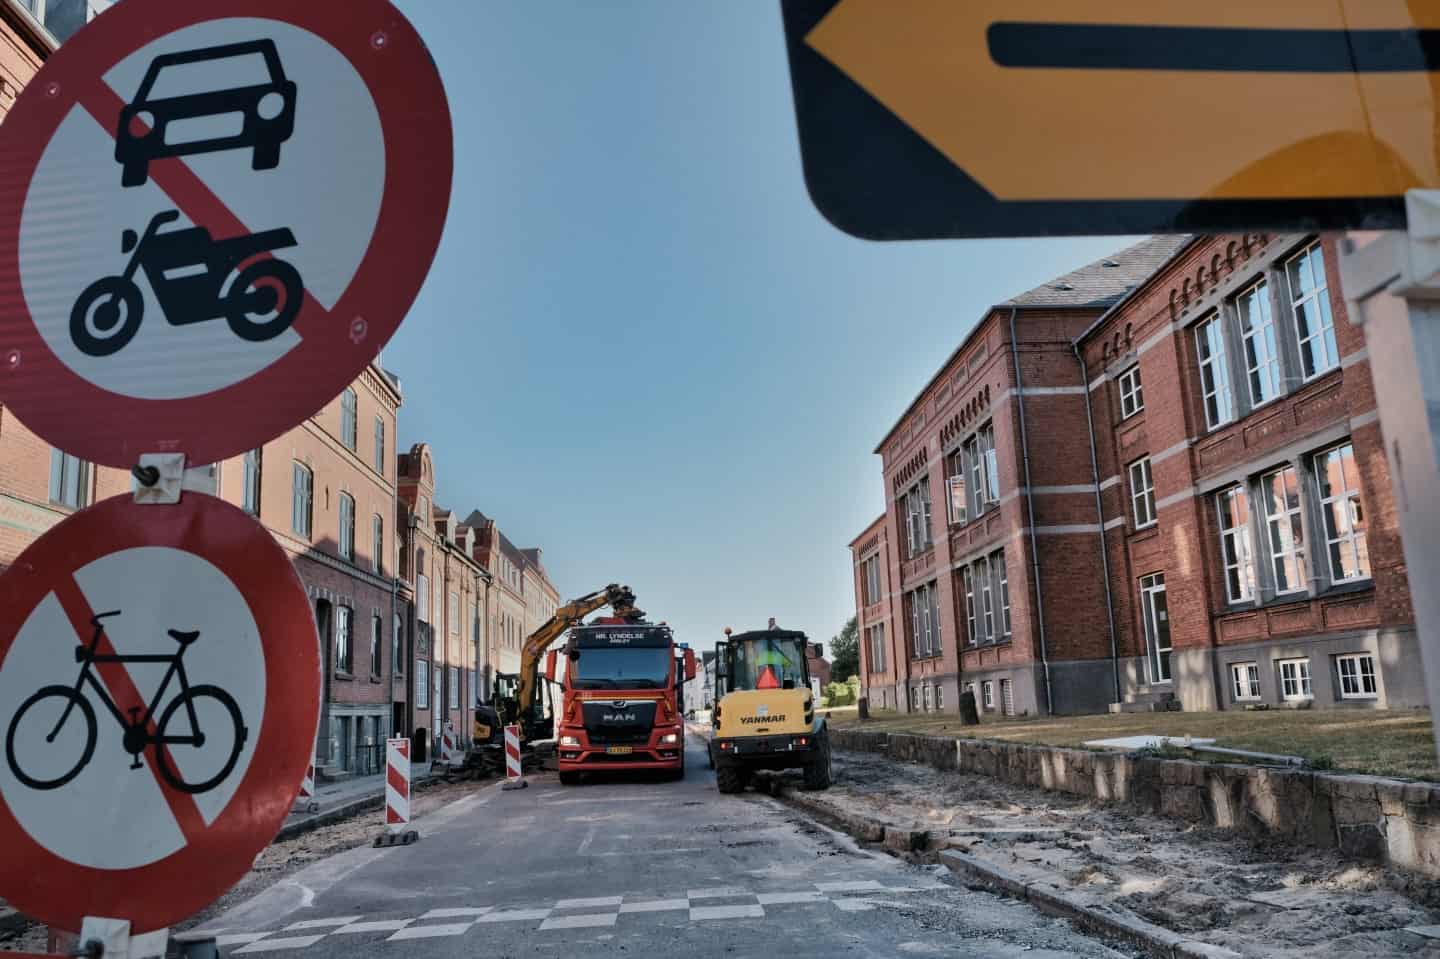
xmin=1009 ymin=308 xmax=1053 ymax=715
xmin=1074 ymin=344 xmax=1122 ymax=704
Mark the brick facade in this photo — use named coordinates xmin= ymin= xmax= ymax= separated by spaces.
xmin=852 ymin=235 xmax=1421 ymax=717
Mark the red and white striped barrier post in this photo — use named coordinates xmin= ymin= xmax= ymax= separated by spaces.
xmin=294 ymin=756 xmax=318 ymax=813
xmin=442 ymin=720 xmax=462 ymax=768
xmin=375 ymin=736 xmax=418 ymax=846
xmin=501 ymin=723 xmax=526 ymax=790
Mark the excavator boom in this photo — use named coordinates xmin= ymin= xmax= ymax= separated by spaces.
xmin=512 ymin=583 xmax=643 ymax=738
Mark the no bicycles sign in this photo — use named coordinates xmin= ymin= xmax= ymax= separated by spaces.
xmin=0 ymin=494 xmax=319 ymax=934
xmin=0 ymin=0 xmax=453 ymax=469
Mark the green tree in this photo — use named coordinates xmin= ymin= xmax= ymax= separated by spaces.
xmin=829 ymin=615 xmax=859 ymax=682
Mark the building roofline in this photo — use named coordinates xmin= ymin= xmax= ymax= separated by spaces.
xmin=872 ymin=308 xmax=1002 ymax=454
xmin=1072 ymin=236 xmax=1207 ymax=348
xmin=848 ymin=513 xmax=887 ymax=549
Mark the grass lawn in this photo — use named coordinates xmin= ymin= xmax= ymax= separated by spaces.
xmin=831 ymin=708 xmax=1440 ymax=782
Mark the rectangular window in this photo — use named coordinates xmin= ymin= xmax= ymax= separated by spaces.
xmin=1196 ymin=313 xmax=1235 ymax=429
xmin=962 ymin=566 xmax=978 ymax=647
xmin=1279 ymin=658 xmax=1312 ymax=701
xmin=983 ymin=426 xmax=1000 ymax=505
xmin=1259 ymin=466 xmax=1307 ymax=594
xmin=48 ymin=450 xmax=91 ymax=509
xmin=338 ymin=493 xmax=355 ymax=561
xmin=978 ymin=554 xmax=995 ymax=643
xmin=1000 ymin=679 xmax=1014 ymax=716
xmin=1315 ymin=443 xmax=1370 ymax=583
xmin=867 ymin=624 xmax=886 ymax=673
xmin=371 ymin=515 xmax=383 ymax=575
xmin=370 ymin=615 xmax=383 ymax=679
xmin=906 ymin=582 xmax=939 ymax=657
xmin=291 ymin=462 xmax=313 ymax=538
xmin=1287 ymin=242 xmax=1339 ymax=380
xmin=1140 ymin=573 xmax=1171 ymax=683
xmin=1336 ymin=653 xmax=1377 ymax=699
xmin=1119 ymin=365 xmax=1144 ymax=419
xmin=1130 ymin=457 xmax=1156 ymax=528
xmin=923 ymin=684 xmax=932 ymax=711
xmin=394 ymin=614 xmax=404 ymax=676
xmin=449 ymin=666 xmax=460 ymax=710
xmin=417 ymin=573 xmax=430 ymax=623
xmin=449 ymin=591 xmax=460 ymax=634
xmin=341 ymin=387 xmax=357 ymax=450
xmin=373 ymin=416 xmax=386 ymax=474
xmin=968 ymin=434 xmax=985 ymax=517
xmin=1216 ymin=486 xmax=1255 ymax=603
xmin=861 ymin=554 xmax=882 ymax=606
xmin=935 ymin=686 xmax=944 ymax=711
xmin=335 ymin=606 xmax=353 ymax=674
xmin=982 ymin=681 xmax=994 ymax=710
xmin=1236 ymin=280 xmax=1281 ymax=406
xmin=242 ymin=449 xmax=262 ymax=515
xmin=903 ymin=481 xmax=933 ymax=558
xmin=994 ymin=550 xmax=1012 ymax=638
xmin=416 ymin=660 xmax=429 ymax=708
xmin=1231 ymin=662 xmax=1261 ymax=701
xmin=945 ymin=448 xmax=967 ymax=525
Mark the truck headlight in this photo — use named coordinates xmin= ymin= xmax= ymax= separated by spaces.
xmin=559 ymin=736 xmax=581 ymax=748
xmin=660 ymin=733 xmax=679 ymax=744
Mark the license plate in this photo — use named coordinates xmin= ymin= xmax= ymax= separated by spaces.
xmin=606 ymin=746 xmax=633 ymax=755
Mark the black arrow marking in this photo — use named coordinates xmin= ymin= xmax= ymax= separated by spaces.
xmin=988 ymin=23 xmax=1440 ymax=73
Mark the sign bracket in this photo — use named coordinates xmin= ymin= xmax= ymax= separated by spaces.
xmin=1338 ymin=190 xmax=1440 ymax=771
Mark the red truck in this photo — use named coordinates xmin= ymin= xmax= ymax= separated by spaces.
xmin=551 ymin=619 xmax=696 ymax=785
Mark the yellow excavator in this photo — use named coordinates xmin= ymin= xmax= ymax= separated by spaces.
xmin=473 ymin=584 xmax=644 ymax=750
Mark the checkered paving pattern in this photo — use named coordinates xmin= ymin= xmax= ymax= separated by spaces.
xmin=199 ymin=879 xmax=951 ymax=952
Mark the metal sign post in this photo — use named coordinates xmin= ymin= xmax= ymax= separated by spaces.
xmin=1338 ymin=190 xmax=1440 ymax=768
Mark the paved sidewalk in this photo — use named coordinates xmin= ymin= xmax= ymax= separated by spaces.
xmin=281 ymin=762 xmax=437 ymax=837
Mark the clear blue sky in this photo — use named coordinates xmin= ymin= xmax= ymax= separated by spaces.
xmin=383 ymin=2 xmax=1131 ymax=654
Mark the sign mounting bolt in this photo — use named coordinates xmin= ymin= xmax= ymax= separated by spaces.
xmin=350 ymin=318 xmax=368 ymax=344
xmin=3 ymin=349 xmax=19 ymax=370
xmin=371 ymin=31 xmax=389 ymax=50
xmin=44 ymin=81 xmax=60 ymax=98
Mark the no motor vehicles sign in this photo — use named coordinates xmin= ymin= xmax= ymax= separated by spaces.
xmin=0 ymin=0 xmax=452 ymax=468
xmin=0 ymin=494 xmax=319 ymax=934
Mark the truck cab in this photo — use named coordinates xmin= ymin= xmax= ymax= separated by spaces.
xmin=555 ymin=622 xmax=696 ymax=785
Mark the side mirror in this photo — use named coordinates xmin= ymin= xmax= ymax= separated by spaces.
xmin=121 ymin=229 xmax=138 ymax=254
xmin=545 ymin=649 xmax=558 ymax=683
xmin=684 ymin=648 xmax=697 ymax=682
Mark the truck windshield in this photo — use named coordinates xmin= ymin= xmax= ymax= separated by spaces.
xmin=570 ymin=646 xmax=673 ymax=690
xmin=730 ymin=638 xmax=807 ymax=691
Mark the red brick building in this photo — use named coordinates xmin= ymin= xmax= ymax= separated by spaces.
xmin=851 ymin=235 xmax=1421 ymax=716
xmin=1078 ymin=234 xmax=1418 ymax=711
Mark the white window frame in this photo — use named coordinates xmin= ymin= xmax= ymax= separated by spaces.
xmin=1278 ymin=658 xmax=1312 ymax=701
xmin=1140 ymin=573 xmax=1171 ymax=684
xmin=1236 ymin=279 xmax=1282 ymax=407
xmin=1230 ymin=662 xmax=1261 ymax=701
xmin=341 ymin=387 xmax=358 ymax=450
xmin=978 ymin=555 xmax=995 ymax=643
xmin=1314 ymin=443 xmax=1370 ymax=584
xmin=370 ymin=614 xmax=383 ymax=679
xmin=923 ymin=684 xmax=932 ymax=711
xmin=1118 ymin=364 xmax=1144 ymax=419
xmin=994 ymin=550 xmax=1012 ymax=639
xmin=417 ymin=573 xmax=430 ymax=623
xmin=242 ymin=448 xmax=262 ymax=515
xmin=335 ymin=605 xmax=353 ymax=675
xmin=449 ymin=666 xmax=461 ymax=710
xmin=48 ymin=450 xmax=91 ymax=510
xmin=903 ymin=481 xmax=933 ymax=559
xmin=962 ymin=566 xmax=978 ymax=647
xmin=1286 ymin=242 xmax=1339 ymax=381
xmin=1261 ymin=466 xmax=1307 ymax=595
xmin=945 ymin=448 xmax=967 ymax=526
xmin=416 ymin=659 xmax=429 ymax=708
xmin=338 ymin=492 xmax=355 ymax=561
xmin=862 ymin=554 xmax=882 ymax=606
xmin=1336 ymin=653 xmax=1377 ymax=700
xmin=372 ymin=515 xmax=383 ymax=575
xmin=1130 ymin=457 xmax=1156 ymax=528
xmin=935 ymin=686 xmax=944 ymax=711
xmin=981 ymin=681 xmax=994 ymax=710
xmin=291 ymin=462 xmax=313 ymax=538
xmin=1000 ymin=678 xmax=1014 ymax=716
xmin=1216 ymin=485 xmax=1255 ymax=603
xmin=1195 ymin=313 xmax=1235 ymax=429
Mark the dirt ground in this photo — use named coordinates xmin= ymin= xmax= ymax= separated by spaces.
xmin=799 ymin=751 xmax=1440 ymax=959
xmin=0 ymin=777 xmax=490 ymax=955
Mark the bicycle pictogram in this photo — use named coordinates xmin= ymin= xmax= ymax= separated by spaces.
xmin=4 ymin=610 xmax=248 ymax=795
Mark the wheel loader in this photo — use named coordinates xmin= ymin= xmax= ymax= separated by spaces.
xmin=708 ymin=626 xmax=832 ymax=793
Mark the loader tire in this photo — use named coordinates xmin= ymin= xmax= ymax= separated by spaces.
xmin=715 ymin=765 xmax=748 ymax=794
xmin=559 ymin=771 xmax=581 ymax=786
xmin=802 ymin=735 xmax=833 ymax=791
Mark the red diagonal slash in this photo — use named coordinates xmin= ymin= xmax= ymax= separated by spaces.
xmin=74 ymin=78 xmax=331 ymax=341
xmin=51 ymin=575 xmax=207 ymax=844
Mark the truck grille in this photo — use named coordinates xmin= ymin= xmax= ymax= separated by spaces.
xmin=581 ymin=700 xmax=657 ymax=746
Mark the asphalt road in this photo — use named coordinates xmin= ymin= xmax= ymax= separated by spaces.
xmin=198 ymin=733 xmax=1132 ymax=958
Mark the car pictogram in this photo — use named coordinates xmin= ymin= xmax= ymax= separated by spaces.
xmin=115 ymin=39 xmax=297 ymax=188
